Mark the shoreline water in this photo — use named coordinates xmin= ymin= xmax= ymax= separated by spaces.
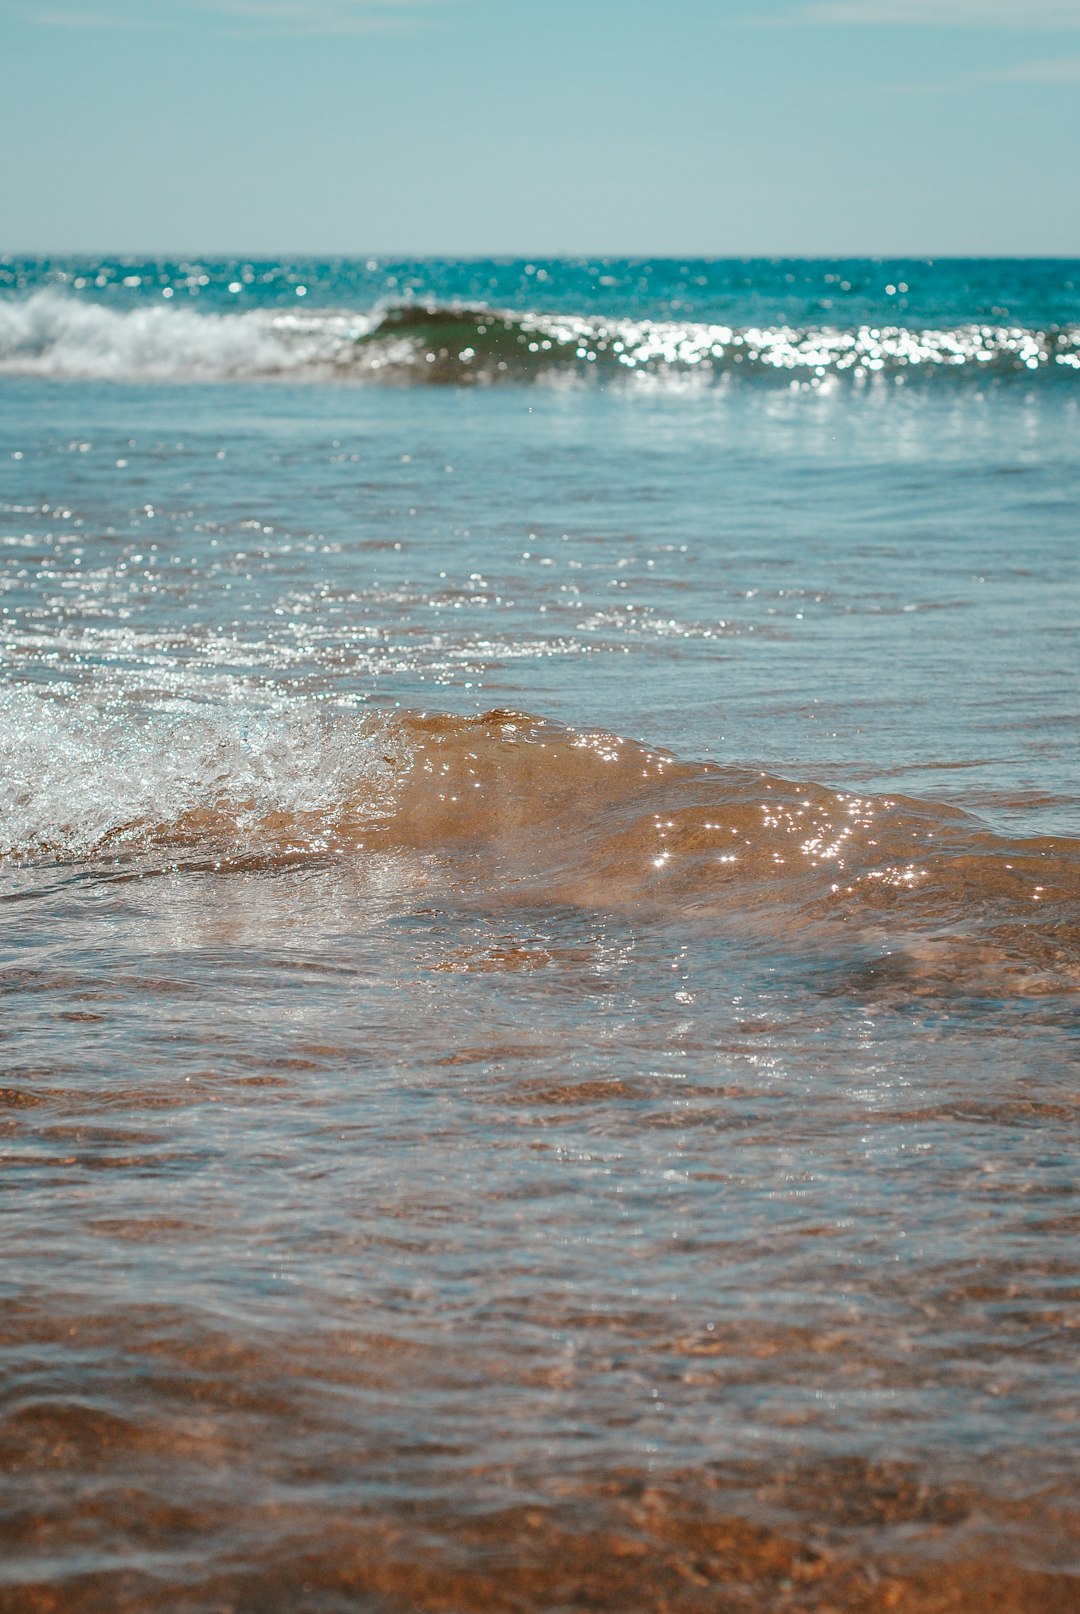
xmin=2 ymin=258 xmax=1078 ymax=1610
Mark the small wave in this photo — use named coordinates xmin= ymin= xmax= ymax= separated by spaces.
xmin=3 ymin=697 xmax=1078 ymax=996
xmin=2 ymin=291 xmax=1078 ymax=385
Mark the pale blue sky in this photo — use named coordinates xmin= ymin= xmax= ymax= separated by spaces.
xmin=3 ymin=0 xmax=1078 ymax=255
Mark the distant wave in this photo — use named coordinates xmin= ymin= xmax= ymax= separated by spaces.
xmin=2 ymin=291 xmax=1079 ymax=385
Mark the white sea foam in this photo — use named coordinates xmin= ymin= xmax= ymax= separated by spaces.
xmin=0 ymin=688 xmax=395 ymax=860
xmin=0 ymin=291 xmax=374 ymax=381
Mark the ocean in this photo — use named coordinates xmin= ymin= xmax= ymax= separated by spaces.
xmin=1 ymin=256 xmax=1078 ymax=1612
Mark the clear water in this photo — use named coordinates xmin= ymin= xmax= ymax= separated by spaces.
xmin=1 ymin=259 xmax=1078 ymax=1612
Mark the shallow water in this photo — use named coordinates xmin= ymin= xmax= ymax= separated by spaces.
xmin=1 ymin=258 xmax=1078 ymax=1611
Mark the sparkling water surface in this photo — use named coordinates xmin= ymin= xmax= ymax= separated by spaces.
xmin=1 ymin=260 xmax=1078 ymax=1613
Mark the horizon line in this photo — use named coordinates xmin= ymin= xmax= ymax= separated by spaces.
xmin=5 ymin=249 xmax=1080 ymax=263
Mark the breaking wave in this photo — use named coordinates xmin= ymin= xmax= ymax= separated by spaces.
xmin=2 ymin=290 xmax=1079 ymax=385
xmin=3 ymin=695 xmax=1078 ymax=996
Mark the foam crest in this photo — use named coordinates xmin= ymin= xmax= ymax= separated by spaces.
xmin=0 ymin=690 xmax=397 ymax=861
xmin=0 ymin=290 xmax=373 ymax=380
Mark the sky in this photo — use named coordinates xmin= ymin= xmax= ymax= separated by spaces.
xmin=2 ymin=0 xmax=1079 ymax=256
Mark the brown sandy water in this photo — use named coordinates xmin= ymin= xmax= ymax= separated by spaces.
xmin=3 ymin=707 xmax=1079 ymax=1612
